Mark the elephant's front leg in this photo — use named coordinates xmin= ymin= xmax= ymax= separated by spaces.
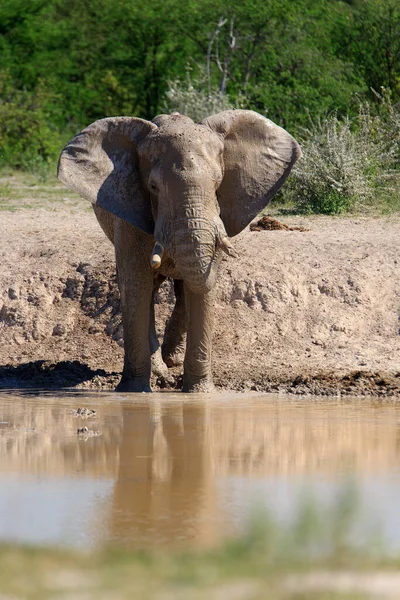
xmin=149 ymin=286 xmax=169 ymax=378
xmin=114 ymin=219 xmax=154 ymax=393
xmin=183 ymin=285 xmax=216 ymax=393
xmin=162 ymin=279 xmax=187 ymax=367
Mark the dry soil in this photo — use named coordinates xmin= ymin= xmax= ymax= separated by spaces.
xmin=0 ymin=176 xmax=399 ymax=396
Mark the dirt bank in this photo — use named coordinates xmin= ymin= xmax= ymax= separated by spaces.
xmin=0 ymin=180 xmax=399 ymax=396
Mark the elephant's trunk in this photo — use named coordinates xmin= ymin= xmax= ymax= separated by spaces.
xmin=165 ymin=209 xmax=226 ymax=293
xmin=173 ymin=225 xmax=217 ymax=293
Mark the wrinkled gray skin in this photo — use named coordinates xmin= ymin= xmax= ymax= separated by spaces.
xmin=58 ymin=110 xmax=301 ymax=392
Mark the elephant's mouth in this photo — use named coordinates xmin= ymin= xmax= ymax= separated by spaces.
xmin=149 ymin=239 xmax=220 ymax=293
xmin=151 ymin=213 xmax=234 ymax=293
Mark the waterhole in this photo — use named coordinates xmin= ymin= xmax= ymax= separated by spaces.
xmin=1 ymin=391 xmax=400 ymax=550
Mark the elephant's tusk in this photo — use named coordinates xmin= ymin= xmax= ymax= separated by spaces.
xmin=219 ymin=236 xmax=238 ymax=258
xmin=150 ymin=242 xmax=164 ymax=269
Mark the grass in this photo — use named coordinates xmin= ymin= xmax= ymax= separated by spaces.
xmin=1 ymin=155 xmax=400 ymax=217
xmin=1 ymin=487 xmax=400 ymax=599
xmin=0 ymin=168 xmax=86 ymax=211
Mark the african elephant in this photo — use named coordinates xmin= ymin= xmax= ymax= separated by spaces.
xmin=58 ymin=110 xmax=301 ymax=393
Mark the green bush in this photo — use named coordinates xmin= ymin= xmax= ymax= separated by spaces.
xmin=0 ymin=77 xmax=66 ymax=175
xmin=285 ymin=93 xmax=400 ymax=214
xmin=163 ymin=69 xmax=238 ymax=122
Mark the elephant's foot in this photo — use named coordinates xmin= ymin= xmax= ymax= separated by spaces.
xmin=182 ymin=374 xmax=216 ymax=393
xmin=151 ymin=348 xmax=169 ymax=376
xmin=115 ymin=376 xmax=151 ymax=393
xmin=162 ymin=338 xmax=186 ymax=368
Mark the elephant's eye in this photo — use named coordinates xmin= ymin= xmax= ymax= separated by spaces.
xmin=149 ymin=181 xmax=158 ymax=193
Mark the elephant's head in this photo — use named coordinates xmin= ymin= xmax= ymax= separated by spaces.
xmin=58 ymin=110 xmax=301 ymax=293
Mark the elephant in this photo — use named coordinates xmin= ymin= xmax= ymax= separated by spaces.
xmin=58 ymin=110 xmax=301 ymax=393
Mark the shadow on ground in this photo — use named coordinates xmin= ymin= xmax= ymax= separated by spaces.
xmin=1 ymin=361 xmax=399 ymax=397
xmin=0 ymin=360 xmax=119 ymax=390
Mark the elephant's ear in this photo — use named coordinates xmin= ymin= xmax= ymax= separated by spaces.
xmin=202 ymin=110 xmax=301 ymax=237
xmin=58 ymin=117 xmax=157 ymax=234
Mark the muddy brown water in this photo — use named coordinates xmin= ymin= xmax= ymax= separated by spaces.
xmin=1 ymin=391 xmax=400 ymax=551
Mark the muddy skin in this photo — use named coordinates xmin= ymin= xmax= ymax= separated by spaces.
xmin=161 ymin=280 xmax=187 ymax=368
xmin=56 ymin=111 xmax=301 ymax=392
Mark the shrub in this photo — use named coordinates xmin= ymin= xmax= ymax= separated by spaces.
xmin=163 ymin=69 xmax=237 ymax=122
xmin=285 ymin=93 xmax=400 ymax=214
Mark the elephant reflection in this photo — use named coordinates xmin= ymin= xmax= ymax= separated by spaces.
xmin=4 ymin=399 xmax=400 ymax=549
xmin=110 ymin=402 xmax=219 ymax=547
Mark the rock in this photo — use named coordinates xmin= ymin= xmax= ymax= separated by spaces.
xmin=52 ymin=324 xmax=66 ymax=336
xmin=70 ymin=407 xmax=96 ymax=418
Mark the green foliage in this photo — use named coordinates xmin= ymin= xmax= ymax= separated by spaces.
xmin=332 ymin=0 xmax=400 ymax=103
xmin=0 ymin=0 xmax=376 ymax=128
xmin=285 ymin=94 xmax=400 ymax=214
xmin=0 ymin=0 xmax=400 ymax=216
xmin=0 ymin=74 xmax=68 ymax=172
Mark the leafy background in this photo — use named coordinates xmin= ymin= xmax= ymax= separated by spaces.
xmin=1 ymin=0 xmax=400 ymax=212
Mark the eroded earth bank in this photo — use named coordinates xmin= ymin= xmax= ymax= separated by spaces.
xmin=1 ymin=190 xmax=399 ymax=396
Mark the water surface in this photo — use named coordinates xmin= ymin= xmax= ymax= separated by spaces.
xmin=1 ymin=391 xmax=400 ymax=550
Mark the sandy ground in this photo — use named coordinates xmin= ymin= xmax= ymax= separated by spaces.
xmin=0 ymin=178 xmax=399 ymax=395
